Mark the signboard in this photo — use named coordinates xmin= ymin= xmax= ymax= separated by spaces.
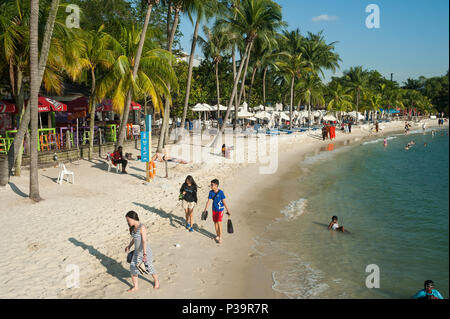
xmin=140 ymin=131 xmax=149 ymax=162
xmin=132 ymin=125 xmax=140 ymax=136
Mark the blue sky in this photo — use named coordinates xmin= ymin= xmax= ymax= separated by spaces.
xmin=177 ymin=0 xmax=449 ymax=84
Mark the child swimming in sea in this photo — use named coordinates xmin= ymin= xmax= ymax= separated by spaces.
xmin=328 ymin=216 xmax=345 ymax=232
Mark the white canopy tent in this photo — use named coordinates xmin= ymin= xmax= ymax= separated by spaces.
xmin=347 ymin=111 xmax=365 ymax=121
xmin=255 ymin=111 xmax=272 ymax=120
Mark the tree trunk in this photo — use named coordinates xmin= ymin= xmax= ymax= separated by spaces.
xmin=232 ymin=45 xmax=239 ymax=130
xmin=88 ymin=68 xmax=96 ymax=159
xmin=248 ymin=67 xmax=257 ymax=108
xmin=263 ymin=66 xmax=268 ymax=108
xmin=157 ymin=4 xmax=179 ymax=153
xmin=215 ymin=60 xmax=221 ymax=119
xmin=13 ymin=71 xmax=25 ymax=176
xmin=289 ymin=76 xmax=294 ymax=130
xmin=6 ymin=0 xmax=60 ymax=182
xmin=116 ymin=3 xmax=154 ymax=148
xmin=212 ymin=41 xmax=252 ymax=146
xmin=180 ymin=16 xmax=200 ymax=130
xmin=29 ymin=0 xmax=40 ymax=201
xmin=237 ymin=45 xmax=253 ymax=107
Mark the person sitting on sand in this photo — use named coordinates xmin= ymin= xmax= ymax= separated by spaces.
xmin=124 ymin=211 xmax=159 ymax=292
xmin=328 ymin=216 xmax=345 ymax=232
xmin=180 ymin=175 xmax=198 ymax=233
xmin=112 ymin=146 xmax=128 ymax=174
xmin=203 ymin=179 xmax=231 ymax=244
xmin=413 ymin=280 xmax=444 ymax=299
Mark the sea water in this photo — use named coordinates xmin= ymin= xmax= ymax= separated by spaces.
xmin=256 ymin=128 xmax=449 ymax=299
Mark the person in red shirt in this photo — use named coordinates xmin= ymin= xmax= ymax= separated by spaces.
xmin=112 ymin=146 xmax=128 ymax=174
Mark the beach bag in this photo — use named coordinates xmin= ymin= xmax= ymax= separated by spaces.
xmin=227 ymin=219 xmax=234 ymax=234
xmin=201 ymin=210 xmax=208 ymax=221
xmin=127 ymin=250 xmax=134 ymax=263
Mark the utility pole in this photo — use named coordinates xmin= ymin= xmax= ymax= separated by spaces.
xmin=390 ymin=73 xmax=393 ymax=82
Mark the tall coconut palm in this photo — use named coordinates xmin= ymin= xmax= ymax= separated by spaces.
xmin=343 ymin=66 xmax=369 ymax=118
xmin=2 ymin=0 xmax=61 ymax=179
xmin=29 ymin=0 xmax=40 ymax=201
xmin=198 ymin=25 xmax=230 ymax=118
xmin=213 ymin=0 xmax=283 ymax=143
xmin=275 ymin=29 xmax=313 ymax=129
xmin=157 ymin=0 xmax=185 ymax=153
xmin=70 ymin=25 xmax=116 ymax=159
xmin=179 ymin=0 xmax=217 ymax=130
xmin=296 ymin=75 xmax=325 ymax=114
xmin=96 ymin=26 xmax=177 ymax=129
xmin=327 ymin=83 xmax=353 ymax=121
xmin=116 ymin=0 xmax=160 ymax=148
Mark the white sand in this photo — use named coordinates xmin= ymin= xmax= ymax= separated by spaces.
xmin=0 ymin=118 xmax=446 ymax=298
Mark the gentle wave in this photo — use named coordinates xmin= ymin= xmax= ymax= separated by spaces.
xmin=362 ymin=136 xmax=397 ymax=145
xmin=279 ymin=199 xmax=308 ymax=221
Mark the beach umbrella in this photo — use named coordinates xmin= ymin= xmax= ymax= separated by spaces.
xmin=0 ymin=100 xmax=17 ymax=113
xmin=96 ymin=99 xmax=141 ymax=112
xmin=255 ymin=111 xmax=271 ymax=120
xmin=35 ymin=96 xmax=67 ymax=112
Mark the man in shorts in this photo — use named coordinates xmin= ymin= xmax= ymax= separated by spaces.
xmin=203 ymin=179 xmax=231 ymax=244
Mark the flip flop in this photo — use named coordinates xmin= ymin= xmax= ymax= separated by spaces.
xmin=186 ymin=223 xmax=191 ymax=229
xmin=189 ymin=227 xmax=194 ymax=232
xmin=137 ymin=262 xmax=148 ymax=275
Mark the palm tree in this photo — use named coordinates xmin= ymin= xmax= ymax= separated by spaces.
xmin=327 ymin=83 xmax=353 ymax=121
xmin=71 ymin=25 xmax=115 ymax=159
xmin=157 ymin=0 xmax=184 ymax=153
xmin=29 ymin=0 xmax=40 ymax=201
xmin=116 ymin=0 xmax=160 ymax=148
xmin=180 ymin=0 xmax=217 ymax=129
xmin=275 ymin=29 xmax=313 ymax=129
xmin=198 ymin=25 xmax=230 ymax=118
xmin=344 ymin=66 xmax=369 ymax=119
xmin=296 ymin=75 xmax=325 ymax=115
xmin=96 ymin=26 xmax=177 ymax=128
xmin=214 ymin=0 xmax=283 ymax=142
xmin=364 ymin=91 xmax=383 ymax=122
xmin=1 ymin=0 xmax=62 ymax=178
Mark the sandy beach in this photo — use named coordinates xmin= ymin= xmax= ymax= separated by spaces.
xmin=0 ymin=118 xmax=446 ymax=299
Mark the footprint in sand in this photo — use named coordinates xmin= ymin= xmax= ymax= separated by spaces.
xmin=27 ymin=242 xmax=44 ymax=251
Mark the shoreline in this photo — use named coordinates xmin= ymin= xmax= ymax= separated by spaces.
xmin=0 ymin=119 xmax=447 ymax=298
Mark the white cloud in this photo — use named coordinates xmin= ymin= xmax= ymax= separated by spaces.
xmin=312 ymin=14 xmax=338 ymax=22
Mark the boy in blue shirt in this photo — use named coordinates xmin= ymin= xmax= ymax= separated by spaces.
xmin=413 ymin=280 xmax=444 ymax=299
xmin=203 ymin=179 xmax=231 ymax=244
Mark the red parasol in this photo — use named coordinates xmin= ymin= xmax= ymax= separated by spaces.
xmin=0 ymin=100 xmax=17 ymax=113
xmin=37 ymin=96 xmax=67 ymax=112
xmin=96 ymin=99 xmax=141 ymax=112
xmin=66 ymin=96 xmax=90 ymax=113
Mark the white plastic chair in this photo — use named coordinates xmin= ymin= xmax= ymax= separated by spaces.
xmin=106 ymin=153 xmax=121 ymax=173
xmin=57 ymin=163 xmax=74 ymax=185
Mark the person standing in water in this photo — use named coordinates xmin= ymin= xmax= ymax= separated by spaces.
xmin=203 ymin=179 xmax=231 ymax=244
xmin=180 ymin=175 xmax=198 ymax=232
xmin=328 ymin=216 xmax=345 ymax=232
xmin=413 ymin=280 xmax=444 ymax=299
xmin=124 ymin=211 xmax=159 ymax=292
xmin=383 ymin=138 xmax=388 ymax=148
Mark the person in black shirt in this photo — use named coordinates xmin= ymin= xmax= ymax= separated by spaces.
xmin=179 ymin=175 xmax=198 ymax=232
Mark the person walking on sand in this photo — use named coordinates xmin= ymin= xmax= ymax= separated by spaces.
xmin=124 ymin=211 xmax=159 ymax=292
xmin=180 ymin=175 xmax=198 ymax=232
xmin=203 ymin=179 xmax=231 ymax=244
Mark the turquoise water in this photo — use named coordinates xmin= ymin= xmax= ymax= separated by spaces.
xmin=257 ymin=128 xmax=449 ymax=299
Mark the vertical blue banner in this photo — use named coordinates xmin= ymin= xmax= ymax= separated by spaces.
xmin=141 ymin=131 xmax=149 ymax=162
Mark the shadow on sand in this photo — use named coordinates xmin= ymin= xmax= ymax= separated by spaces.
xmin=8 ymin=182 xmax=28 ymax=198
xmin=68 ymin=237 xmax=153 ymax=289
xmin=133 ymin=202 xmax=216 ymax=239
